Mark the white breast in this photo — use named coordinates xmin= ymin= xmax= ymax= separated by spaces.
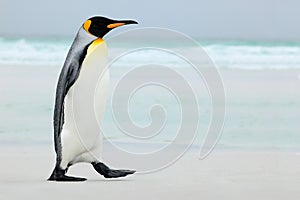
xmin=60 ymin=41 xmax=109 ymax=167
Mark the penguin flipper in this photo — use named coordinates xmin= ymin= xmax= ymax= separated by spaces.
xmin=53 ymin=61 xmax=81 ymax=154
xmin=92 ymin=162 xmax=136 ymax=178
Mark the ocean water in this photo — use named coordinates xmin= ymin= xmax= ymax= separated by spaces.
xmin=0 ymin=36 xmax=299 ymax=152
xmin=1 ymin=37 xmax=300 ymax=69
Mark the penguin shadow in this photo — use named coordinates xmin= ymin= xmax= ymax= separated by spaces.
xmin=86 ymin=178 xmax=136 ymax=183
xmin=3 ymin=177 xmax=136 ymax=184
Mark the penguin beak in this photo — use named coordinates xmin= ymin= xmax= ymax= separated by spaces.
xmin=107 ymin=20 xmax=138 ymax=29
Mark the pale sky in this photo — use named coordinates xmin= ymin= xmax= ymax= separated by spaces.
xmin=1 ymin=0 xmax=299 ymax=40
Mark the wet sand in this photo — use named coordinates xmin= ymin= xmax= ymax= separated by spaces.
xmin=0 ymin=145 xmax=300 ymax=200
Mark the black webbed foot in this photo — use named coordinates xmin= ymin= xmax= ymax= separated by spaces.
xmin=92 ymin=162 xmax=136 ymax=178
xmin=48 ymin=166 xmax=87 ymax=182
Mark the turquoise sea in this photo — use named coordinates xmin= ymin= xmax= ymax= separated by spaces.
xmin=1 ymin=37 xmax=300 ymax=69
xmin=0 ymin=36 xmax=299 ymax=152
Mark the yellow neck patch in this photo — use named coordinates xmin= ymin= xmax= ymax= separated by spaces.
xmin=83 ymin=20 xmax=92 ymax=33
xmin=87 ymin=38 xmax=104 ymax=55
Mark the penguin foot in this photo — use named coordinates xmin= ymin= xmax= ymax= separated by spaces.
xmin=92 ymin=162 xmax=136 ymax=178
xmin=48 ymin=167 xmax=87 ymax=182
xmin=48 ymin=175 xmax=87 ymax=182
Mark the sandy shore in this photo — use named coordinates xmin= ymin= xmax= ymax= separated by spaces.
xmin=0 ymin=145 xmax=299 ymax=200
xmin=1 ymin=66 xmax=300 ymax=199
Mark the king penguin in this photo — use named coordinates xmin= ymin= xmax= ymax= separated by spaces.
xmin=48 ymin=16 xmax=138 ymax=181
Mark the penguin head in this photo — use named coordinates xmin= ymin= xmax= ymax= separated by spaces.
xmin=83 ymin=16 xmax=138 ymax=38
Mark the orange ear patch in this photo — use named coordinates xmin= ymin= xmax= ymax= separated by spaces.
xmin=107 ymin=23 xmax=125 ymax=29
xmin=83 ymin=20 xmax=92 ymax=32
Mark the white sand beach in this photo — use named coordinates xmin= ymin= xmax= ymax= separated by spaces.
xmin=0 ymin=145 xmax=300 ymax=200
xmin=1 ymin=65 xmax=300 ymax=199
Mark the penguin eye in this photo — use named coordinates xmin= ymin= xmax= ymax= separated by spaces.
xmin=83 ymin=20 xmax=92 ymax=33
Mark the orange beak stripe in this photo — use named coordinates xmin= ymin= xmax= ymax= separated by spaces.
xmin=107 ymin=23 xmax=126 ymax=29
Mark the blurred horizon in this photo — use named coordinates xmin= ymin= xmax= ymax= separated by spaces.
xmin=2 ymin=34 xmax=300 ymax=44
xmin=1 ymin=0 xmax=300 ymax=41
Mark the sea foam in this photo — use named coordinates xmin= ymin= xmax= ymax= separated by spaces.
xmin=0 ymin=37 xmax=299 ymax=70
